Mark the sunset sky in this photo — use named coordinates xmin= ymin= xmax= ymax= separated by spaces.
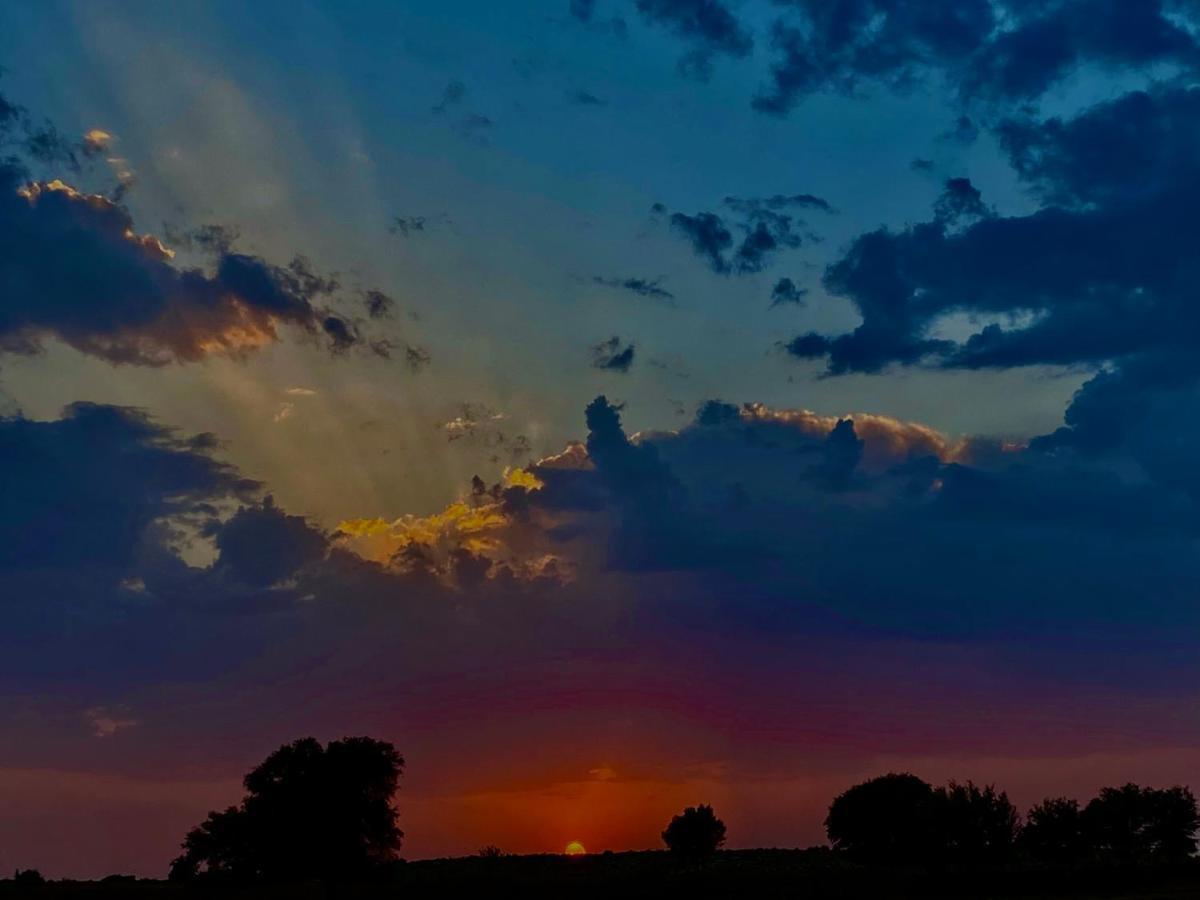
xmin=2 ymin=0 xmax=1199 ymax=878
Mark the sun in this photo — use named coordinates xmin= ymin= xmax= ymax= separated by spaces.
xmin=564 ymin=840 xmax=587 ymax=856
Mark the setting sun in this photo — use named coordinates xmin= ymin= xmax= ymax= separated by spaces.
xmin=564 ymin=841 xmax=586 ymax=856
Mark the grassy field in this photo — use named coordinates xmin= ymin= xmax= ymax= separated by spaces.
xmin=3 ymin=852 xmax=1198 ymax=899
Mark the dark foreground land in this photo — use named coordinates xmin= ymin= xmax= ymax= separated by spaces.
xmin=4 ymin=852 xmax=1200 ymax=899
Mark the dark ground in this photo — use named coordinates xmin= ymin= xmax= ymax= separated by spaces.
xmin=3 ymin=851 xmax=1199 ymax=899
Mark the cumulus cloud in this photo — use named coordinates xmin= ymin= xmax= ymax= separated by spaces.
xmin=4 ymin=392 xmax=1200 ymax=848
xmin=7 ymin=393 xmax=1193 ymax=645
xmin=789 ymin=86 xmax=1200 ymax=380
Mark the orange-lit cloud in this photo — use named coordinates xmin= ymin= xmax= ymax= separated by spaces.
xmin=2 ymin=173 xmax=387 ymax=365
xmin=82 ymin=128 xmax=113 ymax=154
xmin=335 ymin=466 xmax=569 ymax=581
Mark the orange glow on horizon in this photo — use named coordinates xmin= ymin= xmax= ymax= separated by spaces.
xmin=564 ymin=840 xmax=586 ymax=856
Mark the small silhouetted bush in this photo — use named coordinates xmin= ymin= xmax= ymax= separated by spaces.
xmin=662 ymin=804 xmax=726 ymax=857
xmin=478 ymin=845 xmax=504 ymax=858
xmin=12 ymin=869 xmax=45 ymax=886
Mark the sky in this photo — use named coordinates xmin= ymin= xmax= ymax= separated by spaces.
xmin=0 ymin=0 xmax=1199 ymax=878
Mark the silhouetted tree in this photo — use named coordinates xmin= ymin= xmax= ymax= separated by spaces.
xmin=826 ymin=773 xmax=939 ymax=865
xmin=1019 ymin=797 xmax=1085 ymax=864
xmin=662 ymin=804 xmax=726 ymax=857
xmin=170 ymin=736 xmax=404 ymax=883
xmin=12 ymin=869 xmax=45 ymax=887
xmin=934 ymin=781 xmax=1019 ymax=864
xmin=1082 ymin=784 xmax=1199 ymax=862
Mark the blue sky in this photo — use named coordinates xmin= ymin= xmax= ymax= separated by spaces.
xmin=0 ymin=0 xmax=1086 ymax=522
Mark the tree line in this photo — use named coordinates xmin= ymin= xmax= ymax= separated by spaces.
xmin=823 ymin=773 xmax=1198 ymax=866
xmin=66 ymin=738 xmax=1193 ymax=883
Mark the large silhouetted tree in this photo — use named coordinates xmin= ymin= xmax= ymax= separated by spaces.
xmin=826 ymin=773 xmax=939 ymax=864
xmin=934 ymin=781 xmax=1019 ymax=864
xmin=170 ymin=736 xmax=403 ymax=882
xmin=662 ymin=804 xmax=727 ymax=857
xmin=1082 ymin=784 xmax=1199 ymax=862
xmin=1019 ymin=797 xmax=1085 ymax=864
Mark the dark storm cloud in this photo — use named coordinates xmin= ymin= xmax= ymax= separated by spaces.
xmin=592 ymin=275 xmax=675 ymax=301
xmin=634 ymin=0 xmax=753 ymax=79
xmin=0 ymin=407 xmax=266 ymax=699
xmin=591 ymin=336 xmax=636 ymax=372
xmin=789 ymin=85 xmax=1200 ymax=376
xmin=499 ymin=394 xmax=1200 ymax=646
xmin=783 ymin=78 xmax=1200 ymax=527
xmin=5 ymin=391 xmax=1200 ymax=782
xmin=209 ymin=497 xmax=329 ymax=588
xmin=0 ymin=402 xmax=255 ymax=577
xmin=8 ymin=395 xmax=1198 ymax=650
xmin=753 ymin=0 xmax=1200 ymax=115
